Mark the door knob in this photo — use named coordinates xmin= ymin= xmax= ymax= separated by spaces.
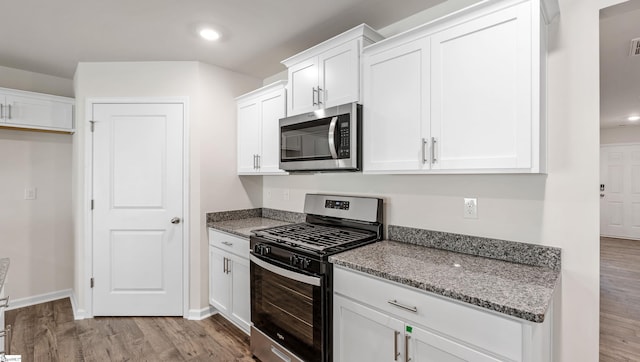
xmin=171 ymin=217 xmax=181 ymax=224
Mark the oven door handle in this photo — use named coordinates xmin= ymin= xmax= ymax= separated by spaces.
xmin=250 ymin=254 xmax=321 ymax=287
xmin=328 ymin=116 xmax=339 ymax=159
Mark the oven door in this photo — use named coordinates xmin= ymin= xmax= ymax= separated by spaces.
xmin=250 ymin=254 xmax=325 ymax=362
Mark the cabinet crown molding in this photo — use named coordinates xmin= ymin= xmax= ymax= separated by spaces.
xmin=235 ymin=80 xmax=287 ymax=102
xmin=281 ymin=23 xmax=384 ymax=67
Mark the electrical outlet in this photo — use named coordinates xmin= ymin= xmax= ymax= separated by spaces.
xmin=463 ymin=198 xmax=478 ymax=219
xmin=283 ymin=189 xmax=290 ymax=201
xmin=24 ymin=187 xmax=37 ymax=200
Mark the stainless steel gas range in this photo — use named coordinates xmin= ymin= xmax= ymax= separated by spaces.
xmin=249 ymin=194 xmax=383 ymax=362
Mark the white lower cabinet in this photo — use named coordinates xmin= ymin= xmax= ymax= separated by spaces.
xmin=333 ymin=266 xmax=552 ymax=362
xmin=208 ymin=229 xmax=250 ymax=334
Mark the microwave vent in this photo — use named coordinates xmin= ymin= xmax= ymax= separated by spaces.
xmin=630 ymin=38 xmax=640 ymax=57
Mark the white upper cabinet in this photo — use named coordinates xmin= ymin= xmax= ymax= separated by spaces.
xmin=0 ymin=87 xmax=74 ymax=133
xmin=363 ymin=37 xmax=430 ymax=172
xmin=363 ymin=0 xmax=558 ymax=174
xmin=236 ymin=81 xmax=287 ymax=175
xmin=282 ymin=24 xmax=384 ymax=116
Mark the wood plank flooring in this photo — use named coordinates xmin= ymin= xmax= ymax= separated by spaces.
xmin=600 ymin=237 xmax=640 ymax=361
xmin=4 ymin=298 xmax=256 ymax=361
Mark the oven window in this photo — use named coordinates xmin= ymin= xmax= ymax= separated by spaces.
xmin=251 ymin=259 xmax=323 ymax=362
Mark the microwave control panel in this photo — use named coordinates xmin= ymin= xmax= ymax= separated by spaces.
xmin=338 ymin=118 xmax=350 ymax=158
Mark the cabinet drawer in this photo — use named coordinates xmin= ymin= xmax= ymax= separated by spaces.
xmin=334 ymin=266 xmax=523 ymax=361
xmin=208 ymin=229 xmax=250 ymax=259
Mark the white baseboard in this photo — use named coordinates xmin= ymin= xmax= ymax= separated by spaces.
xmin=5 ymin=289 xmax=73 ymax=311
xmin=187 ymin=305 xmax=217 ymax=320
xmin=69 ymin=291 xmax=88 ymax=320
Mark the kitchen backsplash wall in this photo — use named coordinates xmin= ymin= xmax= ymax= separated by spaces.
xmin=263 ymin=173 xmax=546 ymax=245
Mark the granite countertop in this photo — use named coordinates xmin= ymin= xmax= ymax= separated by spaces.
xmin=0 ymin=258 xmax=9 ymax=291
xmin=329 ymin=240 xmax=559 ymax=323
xmin=208 ymin=217 xmax=292 ymax=238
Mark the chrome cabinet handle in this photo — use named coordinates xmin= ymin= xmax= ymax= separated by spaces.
xmin=312 ymin=87 xmax=318 ymax=106
xmin=405 ymin=334 xmax=411 ymax=362
xmin=328 ymin=116 xmax=338 ymax=159
xmin=432 ymin=137 xmax=437 ymax=163
xmin=317 ymin=87 xmax=323 ymax=105
xmin=223 ymin=257 xmax=227 ymax=273
xmin=421 ymin=138 xmax=428 ymax=164
xmin=388 ymin=299 xmax=418 ymax=313
xmin=171 ymin=217 xmax=181 ymax=224
xmin=221 ymin=241 xmax=233 ymax=247
xmin=257 ymin=154 xmax=260 ymax=169
xmin=253 ymin=154 xmax=257 ymax=169
xmin=0 ymin=296 xmax=8 ymax=308
xmin=0 ymin=104 xmax=3 ymax=119
xmin=7 ymin=104 xmax=11 ymax=119
xmin=394 ymin=331 xmax=400 ymax=361
xmin=225 ymin=258 xmax=231 ymax=274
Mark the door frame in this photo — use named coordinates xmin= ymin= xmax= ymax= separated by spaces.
xmin=83 ymin=97 xmax=190 ymax=318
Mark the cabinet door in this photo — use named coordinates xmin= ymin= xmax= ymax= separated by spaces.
xmin=362 ymin=37 xmax=431 ymax=172
xmin=3 ymin=95 xmax=73 ymax=131
xmin=430 ymin=2 xmax=532 ymax=171
xmin=334 ymin=294 xmax=405 ymax=362
xmin=318 ymin=41 xmax=359 ymax=108
xmin=237 ymin=100 xmax=261 ymax=174
xmin=288 ymin=57 xmax=319 ymax=116
xmin=259 ymin=89 xmax=286 ymax=174
xmin=209 ymin=247 xmax=230 ymax=315
xmin=229 ymin=254 xmax=251 ymax=333
xmin=409 ymin=325 xmax=502 ymax=362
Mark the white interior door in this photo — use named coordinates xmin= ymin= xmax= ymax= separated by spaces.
xmin=92 ymin=102 xmax=184 ymax=316
xmin=601 ymin=144 xmax=640 ymax=239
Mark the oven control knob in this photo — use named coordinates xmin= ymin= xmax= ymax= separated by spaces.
xmin=255 ymin=245 xmax=271 ymax=255
xmin=290 ymin=255 xmax=299 ymax=266
xmin=301 ymin=258 xmax=311 ymax=268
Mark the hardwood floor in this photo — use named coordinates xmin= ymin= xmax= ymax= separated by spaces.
xmin=600 ymin=237 xmax=640 ymax=361
xmin=4 ymin=298 xmax=256 ymax=361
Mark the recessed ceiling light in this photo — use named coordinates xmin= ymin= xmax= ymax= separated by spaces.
xmin=199 ymin=28 xmax=220 ymax=41
xmin=628 ymin=115 xmax=640 ymax=122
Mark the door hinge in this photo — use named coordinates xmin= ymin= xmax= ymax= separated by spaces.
xmin=91 ymin=199 xmax=94 ymax=210
xmin=89 ymin=120 xmax=95 ymax=132
xmin=90 ymin=278 xmax=94 ymax=288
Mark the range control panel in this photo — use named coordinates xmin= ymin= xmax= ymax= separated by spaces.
xmin=325 ymin=200 xmax=350 ymax=210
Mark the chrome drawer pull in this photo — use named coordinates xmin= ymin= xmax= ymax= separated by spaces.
xmin=405 ymin=334 xmax=411 ymax=361
xmin=387 ymin=299 xmax=417 ymax=313
xmin=221 ymin=241 xmax=233 ymax=246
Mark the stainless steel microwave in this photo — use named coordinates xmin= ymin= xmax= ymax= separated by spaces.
xmin=279 ymin=102 xmax=361 ymax=172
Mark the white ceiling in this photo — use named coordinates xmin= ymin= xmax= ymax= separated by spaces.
xmin=0 ymin=0 xmax=444 ymax=81
xmin=600 ymin=0 xmax=640 ymax=128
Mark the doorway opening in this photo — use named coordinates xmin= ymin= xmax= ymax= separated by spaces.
xmin=599 ymin=2 xmax=640 ymax=360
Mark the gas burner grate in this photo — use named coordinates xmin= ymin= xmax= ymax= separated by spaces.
xmin=253 ymin=223 xmax=374 ymax=252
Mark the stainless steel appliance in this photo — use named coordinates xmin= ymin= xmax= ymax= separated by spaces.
xmin=279 ymin=103 xmax=361 ymax=172
xmin=250 ymin=194 xmax=383 ymax=362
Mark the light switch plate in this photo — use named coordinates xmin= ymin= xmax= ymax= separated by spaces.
xmin=24 ymin=187 xmax=37 ymax=200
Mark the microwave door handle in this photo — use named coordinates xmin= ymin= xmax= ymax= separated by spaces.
xmin=328 ymin=116 xmax=339 ymax=159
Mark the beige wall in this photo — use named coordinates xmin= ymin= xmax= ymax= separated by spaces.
xmin=73 ymin=61 xmax=262 ymax=316
xmin=0 ymin=67 xmax=74 ymax=302
xmin=601 ymin=126 xmax=640 ymax=144
xmin=0 ymin=65 xmax=73 ymax=97
xmin=263 ymin=0 xmax=623 ymax=360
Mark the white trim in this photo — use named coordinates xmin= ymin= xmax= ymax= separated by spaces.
xmin=83 ymin=97 xmax=191 ymax=319
xmin=5 ymin=289 xmax=73 ymax=311
xmin=187 ymin=306 xmax=217 ymax=320
xmin=600 ymin=142 xmax=640 ymax=147
xmin=69 ymin=291 xmax=88 ymax=320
